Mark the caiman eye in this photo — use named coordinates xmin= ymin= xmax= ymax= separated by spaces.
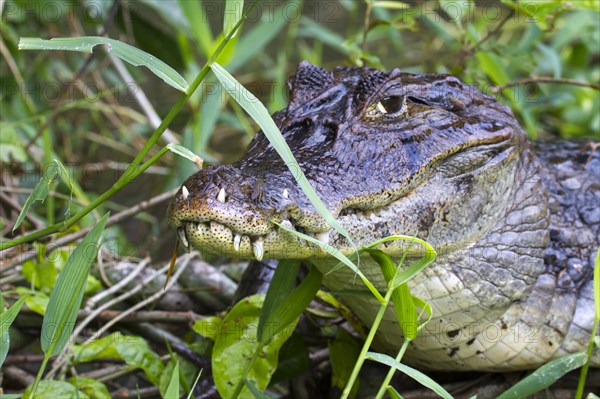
xmin=376 ymin=96 xmax=405 ymax=115
xmin=366 ymin=95 xmax=406 ymax=120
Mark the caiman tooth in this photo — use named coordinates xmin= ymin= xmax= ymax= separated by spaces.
xmin=177 ymin=228 xmax=189 ymax=252
xmin=282 ymin=189 xmax=289 ymax=199
xmin=217 ymin=188 xmax=226 ymax=204
xmin=316 ymin=230 xmax=331 ymax=245
xmin=181 ymin=185 xmax=189 ymax=200
xmin=233 ymin=233 xmax=242 ymax=252
xmin=280 ymin=219 xmax=295 ymax=231
xmin=252 ymin=238 xmax=264 ymax=261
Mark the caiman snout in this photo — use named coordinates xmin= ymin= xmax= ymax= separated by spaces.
xmin=167 ymin=162 xmax=331 ymax=261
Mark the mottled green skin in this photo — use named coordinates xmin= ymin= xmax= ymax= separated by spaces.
xmin=168 ymin=62 xmax=599 ymax=371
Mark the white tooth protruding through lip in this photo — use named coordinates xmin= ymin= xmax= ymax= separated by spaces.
xmin=177 ymin=228 xmax=189 ymax=250
xmin=316 ymin=230 xmax=331 ymax=245
xmin=252 ymin=238 xmax=264 ymax=261
xmin=282 ymin=189 xmax=289 ymax=199
xmin=234 ymin=233 xmax=241 ymax=252
xmin=217 ymin=188 xmax=226 ymax=203
xmin=181 ymin=185 xmax=189 ymax=200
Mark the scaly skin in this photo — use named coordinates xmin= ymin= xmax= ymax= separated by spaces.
xmin=168 ymin=62 xmax=599 ymax=371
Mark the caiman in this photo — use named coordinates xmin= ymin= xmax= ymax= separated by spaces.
xmin=168 ymin=61 xmax=600 ymax=371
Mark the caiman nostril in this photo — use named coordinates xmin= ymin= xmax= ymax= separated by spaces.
xmin=217 ymin=188 xmax=227 ymax=203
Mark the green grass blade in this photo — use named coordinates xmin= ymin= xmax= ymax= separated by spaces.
xmin=275 ymin=222 xmax=385 ymax=303
xmin=187 ymin=369 xmax=203 ymax=399
xmin=366 ymin=352 xmax=453 ymax=399
xmin=179 ymin=0 xmax=213 ymax=57
xmin=497 ymin=352 xmax=587 ymax=399
xmin=164 ymin=361 xmax=180 ymax=399
xmin=167 ymin=143 xmax=204 ymax=166
xmin=411 ymin=297 xmax=433 ymax=331
xmin=386 ymin=386 xmax=404 ymax=399
xmin=210 ymin=62 xmax=355 ymax=248
xmin=19 ymin=37 xmax=188 ymax=92
xmin=367 ymin=249 xmax=418 ymax=339
xmin=327 ymin=235 xmax=436 ymax=278
xmin=41 ymin=213 xmax=109 ymax=356
xmin=0 ymin=296 xmax=27 ymax=368
xmin=224 ymin=0 xmax=245 ymax=38
xmin=258 ymin=260 xmax=300 ymax=342
xmin=260 ymin=267 xmax=322 ymax=345
xmin=12 ymin=160 xmax=64 ymax=233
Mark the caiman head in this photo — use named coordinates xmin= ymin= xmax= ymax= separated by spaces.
xmin=168 ymin=61 xmax=528 ymax=261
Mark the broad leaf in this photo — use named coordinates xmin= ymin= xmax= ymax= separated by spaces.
xmin=72 ymin=332 xmax=164 ymax=385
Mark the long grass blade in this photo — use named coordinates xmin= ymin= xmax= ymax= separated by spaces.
xmin=19 ymin=37 xmax=188 ymax=92
xmin=497 ymin=352 xmax=587 ymax=399
xmin=41 ymin=213 xmax=109 ymax=356
xmin=224 ymin=0 xmax=245 ymax=38
xmin=366 ymin=352 xmax=453 ymax=399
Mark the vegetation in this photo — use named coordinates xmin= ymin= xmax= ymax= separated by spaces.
xmin=1 ymin=0 xmax=598 ymax=398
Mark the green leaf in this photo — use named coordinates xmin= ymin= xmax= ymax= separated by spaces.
xmin=271 ymin=333 xmax=310 ymax=383
xmin=212 ymin=295 xmax=296 ymax=398
xmin=164 ymin=361 xmax=180 ymax=399
xmin=41 ymin=213 xmax=109 ymax=356
xmin=366 ymin=352 xmax=453 ymax=399
xmin=21 ymin=289 xmax=49 ymax=316
xmin=0 ymin=124 xmax=27 ymax=162
xmin=23 ymin=380 xmax=90 ymax=399
xmin=19 ymin=37 xmax=188 ymax=92
xmin=386 ymin=386 xmax=404 ymax=399
xmin=224 ymin=0 xmax=245 ymax=38
xmin=13 ymin=160 xmax=71 ymax=233
xmin=275 ymin=222 xmax=385 ymax=304
xmin=167 ymin=143 xmax=204 ymax=166
xmin=260 ymin=267 xmax=322 ymax=345
xmin=192 ymin=316 xmax=222 ymax=341
xmin=258 ymin=260 xmax=301 ymax=342
xmin=0 ymin=296 xmax=27 ymax=368
xmin=497 ymin=352 xmax=587 ymax=399
xmin=476 ymin=51 xmax=510 ymax=86
xmin=210 ymin=62 xmax=356 ymax=249
xmin=179 ymin=0 xmax=213 ymax=57
xmin=367 ymin=249 xmax=418 ymax=339
xmin=411 ymin=297 xmax=433 ymax=332
xmin=72 ymin=332 xmax=164 ymax=385
xmin=329 ymin=328 xmax=360 ymax=398
xmin=244 ymin=379 xmax=274 ymax=398
xmin=67 ymin=377 xmax=110 ymax=399
xmin=22 ymin=259 xmax=57 ymax=292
